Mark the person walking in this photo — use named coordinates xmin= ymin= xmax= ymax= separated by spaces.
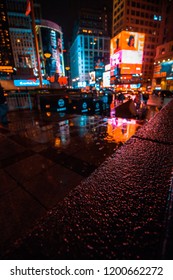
xmin=0 ymin=84 xmax=8 ymax=126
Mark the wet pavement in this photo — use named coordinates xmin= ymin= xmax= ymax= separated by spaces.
xmin=1 ymin=99 xmax=168 ymax=259
xmin=0 ymin=104 xmax=150 ymax=258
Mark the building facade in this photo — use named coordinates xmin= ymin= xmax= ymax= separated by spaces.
xmin=0 ymin=0 xmax=14 ymax=77
xmin=112 ymin=0 xmax=163 ymax=88
xmin=0 ymin=0 xmax=65 ymax=88
xmin=5 ymin=0 xmax=39 ymax=77
xmin=152 ymin=0 xmax=173 ymax=91
xmin=152 ymin=42 xmax=173 ymax=91
xmin=70 ymin=34 xmax=110 ymax=88
xmin=70 ymin=7 xmax=111 ymax=88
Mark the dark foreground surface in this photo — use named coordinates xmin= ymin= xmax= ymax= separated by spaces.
xmin=0 ymin=107 xmax=142 ymax=258
xmin=1 ymin=101 xmax=173 ymax=260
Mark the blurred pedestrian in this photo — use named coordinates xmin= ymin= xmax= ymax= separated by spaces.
xmin=134 ymin=92 xmax=141 ymax=109
xmin=118 ymin=92 xmax=125 ymax=103
xmin=0 ymin=84 xmax=9 ymax=126
xmin=143 ymin=93 xmax=149 ymax=105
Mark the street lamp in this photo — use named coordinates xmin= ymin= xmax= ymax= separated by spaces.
xmin=65 ymin=66 xmax=70 ymax=87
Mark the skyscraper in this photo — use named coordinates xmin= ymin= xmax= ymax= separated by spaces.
xmin=152 ymin=0 xmax=173 ymax=91
xmin=6 ymin=0 xmax=38 ymax=75
xmin=70 ymin=6 xmax=111 ymax=88
xmin=0 ymin=0 xmax=14 ymax=76
xmin=112 ymin=0 xmax=163 ymax=87
xmin=0 ymin=0 xmax=43 ymax=81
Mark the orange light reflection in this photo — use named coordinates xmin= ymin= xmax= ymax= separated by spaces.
xmin=104 ymin=118 xmax=141 ymax=144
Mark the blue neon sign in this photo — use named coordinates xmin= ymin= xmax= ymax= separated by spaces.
xmin=14 ymin=79 xmax=50 ymax=87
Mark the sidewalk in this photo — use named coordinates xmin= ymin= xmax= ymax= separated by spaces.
xmin=1 ymin=101 xmax=173 ymax=259
xmin=0 ymin=110 xmax=121 ymax=257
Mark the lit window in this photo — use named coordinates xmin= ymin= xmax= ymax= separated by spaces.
xmin=154 ymin=15 xmax=162 ymax=21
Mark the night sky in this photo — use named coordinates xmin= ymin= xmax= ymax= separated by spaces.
xmin=41 ymin=0 xmax=112 ymax=46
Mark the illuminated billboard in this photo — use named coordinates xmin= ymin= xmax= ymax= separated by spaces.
xmin=153 ymin=60 xmax=173 ymax=79
xmin=38 ymin=27 xmax=64 ymax=78
xmin=89 ymin=71 xmax=96 ymax=84
xmin=110 ymin=51 xmax=121 ymax=76
xmin=103 ymin=71 xmax=110 ymax=87
xmin=18 ymin=55 xmax=32 ymax=68
xmin=110 ymin=31 xmax=145 ymax=76
xmin=14 ymin=79 xmax=50 ymax=87
xmin=94 ymin=57 xmax=105 ymax=70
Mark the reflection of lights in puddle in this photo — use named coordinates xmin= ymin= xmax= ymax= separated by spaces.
xmin=55 ymin=137 xmax=61 ymax=147
xmin=46 ymin=112 xmax=51 ymax=117
xmin=105 ymin=117 xmax=140 ymax=144
xmin=70 ymin=121 xmax=74 ymax=127
xmin=41 ymin=125 xmax=53 ymax=131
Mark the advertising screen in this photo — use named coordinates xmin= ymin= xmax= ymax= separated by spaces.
xmin=89 ymin=71 xmax=96 ymax=84
xmin=110 ymin=31 xmax=145 ymax=76
xmin=94 ymin=57 xmax=105 ymax=70
xmin=103 ymin=71 xmax=110 ymax=87
xmin=40 ymin=28 xmax=64 ymax=78
xmin=18 ymin=55 xmax=32 ymax=68
xmin=14 ymin=79 xmax=50 ymax=87
xmin=121 ymin=63 xmax=142 ymax=75
xmin=153 ymin=60 xmax=173 ymax=79
xmin=110 ymin=51 xmax=122 ymax=77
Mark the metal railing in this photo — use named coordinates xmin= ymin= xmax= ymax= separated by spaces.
xmin=6 ymin=92 xmax=33 ymax=111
